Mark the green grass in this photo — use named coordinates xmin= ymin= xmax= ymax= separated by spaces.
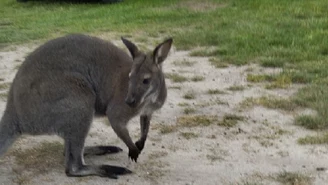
xmin=156 ymin=124 xmax=177 ymax=134
xmin=275 ymin=171 xmax=312 ymax=185
xmin=178 ymin=102 xmax=190 ymax=107
xmin=0 ymin=83 xmax=10 ymax=90
xmin=165 ymin=73 xmax=188 ymax=83
xmin=166 ymin=73 xmax=204 ymax=83
xmin=247 ymin=72 xmax=309 ymax=89
xmin=0 ymin=92 xmax=8 ymax=101
xmin=168 ymin=86 xmax=182 ymax=90
xmin=293 ymin=85 xmax=328 ymax=130
xmin=260 ymin=58 xmax=285 ymax=68
xmin=247 ymin=74 xmax=276 ymax=83
xmin=191 ymin=75 xmax=205 ymax=82
xmin=183 ymin=91 xmax=196 ymax=99
xmin=180 ymin=132 xmax=199 ymax=140
xmin=218 ymin=114 xmax=244 ymax=127
xmin=295 ymin=115 xmax=325 ymax=130
xmin=1 ymin=0 xmax=328 ymax=135
xmin=1 ymin=0 xmax=327 ymax=65
xmin=183 ymin=107 xmax=196 ymax=114
xmin=265 ymin=74 xmax=292 ymax=89
xmin=207 ymin=89 xmax=226 ymax=95
xmin=177 ymin=115 xmax=218 ymax=127
xmin=155 ymin=115 xmax=218 ymax=134
xmin=208 ymin=58 xmax=229 ymax=68
xmin=240 ymin=96 xmax=298 ymax=112
xmin=206 ymin=154 xmax=224 ymax=162
xmin=227 ymin=85 xmax=245 ymax=91
xmin=190 ymin=48 xmax=227 ymax=57
xmin=298 ymin=133 xmax=328 ymax=145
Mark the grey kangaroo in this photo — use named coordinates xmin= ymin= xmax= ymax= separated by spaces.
xmin=0 ymin=34 xmax=172 ymax=178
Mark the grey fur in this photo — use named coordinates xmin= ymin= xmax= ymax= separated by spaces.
xmin=0 ymin=34 xmax=173 ymax=178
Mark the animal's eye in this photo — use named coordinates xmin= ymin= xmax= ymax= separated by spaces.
xmin=143 ymin=78 xmax=150 ymax=85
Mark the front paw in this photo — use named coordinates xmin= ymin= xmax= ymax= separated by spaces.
xmin=135 ymin=140 xmax=145 ymax=151
xmin=128 ymin=147 xmax=140 ymax=162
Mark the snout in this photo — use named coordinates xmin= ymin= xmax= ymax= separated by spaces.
xmin=125 ymin=96 xmax=137 ymax=107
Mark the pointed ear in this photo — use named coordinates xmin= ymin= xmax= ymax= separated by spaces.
xmin=153 ymin=38 xmax=173 ymax=65
xmin=121 ymin=37 xmax=140 ymax=59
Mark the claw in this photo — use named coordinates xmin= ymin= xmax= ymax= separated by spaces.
xmin=128 ymin=147 xmax=140 ymax=162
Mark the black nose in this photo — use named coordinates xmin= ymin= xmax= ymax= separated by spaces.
xmin=125 ymin=97 xmax=136 ymax=106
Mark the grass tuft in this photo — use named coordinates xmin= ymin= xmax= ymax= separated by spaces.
xmin=298 ymin=133 xmax=328 ymax=145
xmin=157 ymin=124 xmax=178 ymax=134
xmin=247 ymin=74 xmax=275 ymax=83
xmin=275 ymin=171 xmax=312 ymax=185
xmin=295 ymin=115 xmax=325 ymax=130
xmin=183 ymin=107 xmax=196 ymax=114
xmin=191 ymin=75 xmax=205 ymax=82
xmin=0 ymin=82 xmax=10 ymax=91
xmin=247 ymin=72 xmax=309 ymax=89
xmin=240 ymin=96 xmax=297 ymax=112
xmin=208 ymin=57 xmax=229 ymax=68
xmin=293 ymin=84 xmax=328 ymax=130
xmin=177 ymin=115 xmax=218 ymax=127
xmin=207 ymin=89 xmax=226 ymax=95
xmin=227 ymin=85 xmax=245 ymax=91
xmin=183 ymin=91 xmax=196 ymax=100
xmin=178 ymin=102 xmax=190 ymax=107
xmin=165 ymin=73 xmax=188 ymax=83
xmin=180 ymin=132 xmax=199 ymax=140
xmin=190 ymin=48 xmax=227 ymax=57
xmin=265 ymin=74 xmax=291 ymax=89
xmin=168 ymin=86 xmax=182 ymax=90
xmin=0 ymin=92 xmax=8 ymax=101
xmin=218 ymin=114 xmax=244 ymax=127
xmin=260 ymin=58 xmax=285 ymax=68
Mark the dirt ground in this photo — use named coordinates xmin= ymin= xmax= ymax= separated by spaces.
xmin=0 ymin=40 xmax=328 ymax=185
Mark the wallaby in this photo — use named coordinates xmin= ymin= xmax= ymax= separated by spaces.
xmin=0 ymin=34 xmax=172 ymax=178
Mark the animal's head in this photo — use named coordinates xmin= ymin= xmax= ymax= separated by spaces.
xmin=122 ymin=37 xmax=173 ymax=108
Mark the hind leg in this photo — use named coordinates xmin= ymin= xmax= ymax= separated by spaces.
xmin=63 ymin=113 xmax=131 ymax=178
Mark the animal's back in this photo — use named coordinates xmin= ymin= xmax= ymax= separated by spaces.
xmin=17 ymin=34 xmax=129 ymax=81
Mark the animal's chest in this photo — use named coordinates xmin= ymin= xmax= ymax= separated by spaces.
xmin=139 ymin=101 xmax=163 ymax=116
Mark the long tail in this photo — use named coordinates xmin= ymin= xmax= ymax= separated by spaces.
xmin=0 ymin=113 xmax=18 ymax=156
